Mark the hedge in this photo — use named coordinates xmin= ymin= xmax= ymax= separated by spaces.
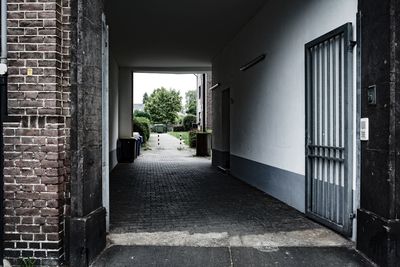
xmin=173 ymin=125 xmax=185 ymax=132
xmin=183 ymin=114 xmax=197 ymax=131
xmin=189 ymin=130 xmax=197 ymax=148
xmin=134 ymin=110 xmax=151 ymax=121
xmin=133 ymin=117 xmax=151 ymax=142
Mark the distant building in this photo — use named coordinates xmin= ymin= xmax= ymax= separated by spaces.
xmin=134 ymin=104 xmax=145 ymax=112
xmin=196 ymin=73 xmax=212 ymax=130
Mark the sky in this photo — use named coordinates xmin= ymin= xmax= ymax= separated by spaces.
xmin=133 ymin=73 xmax=197 ymax=105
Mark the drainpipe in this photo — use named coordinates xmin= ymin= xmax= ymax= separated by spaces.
xmin=0 ymin=0 xmax=7 ymax=265
xmin=0 ymin=0 xmax=7 ymax=66
xmin=0 ymin=0 xmax=7 ymax=116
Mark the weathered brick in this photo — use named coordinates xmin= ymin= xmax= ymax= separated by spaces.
xmin=4 ymin=0 xmax=71 ymax=264
xmin=17 ymin=225 xmax=41 ymax=233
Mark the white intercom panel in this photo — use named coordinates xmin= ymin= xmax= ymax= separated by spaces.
xmin=360 ymin=118 xmax=369 ymax=141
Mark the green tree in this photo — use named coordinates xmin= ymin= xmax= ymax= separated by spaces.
xmin=144 ymin=87 xmax=182 ymax=124
xmin=185 ymin=90 xmax=197 ymax=115
xmin=143 ymin=92 xmax=149 ymax=104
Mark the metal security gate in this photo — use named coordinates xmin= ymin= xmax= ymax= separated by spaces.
xmin=305 ymin=23 xmax=354 ymax=236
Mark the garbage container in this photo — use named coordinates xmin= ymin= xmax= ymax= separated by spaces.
xmin=133 ymin=132 xmax=142 ymax=158
xmin=153 ymin=124 xmax=167 ymax=133
xmin=117 ymin=138 xmax=136 ymax=163
xmin=137 ymin=136 xmax=143 ymax=156
xmin=196 ymin=132 xmax=212 ymax=156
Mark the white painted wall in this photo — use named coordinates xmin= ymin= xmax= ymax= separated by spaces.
xmin=213 ymin=0 xmax=357 ymax=174
xmin=212 ymin=0 xmax=357 ymax=210
xmin=118 ymin=68 xmax=133 ymax=138
xmin=109 ymin=54 xmax=119 ymax=169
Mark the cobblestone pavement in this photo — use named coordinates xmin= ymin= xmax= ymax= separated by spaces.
xmin=98 ymin=133 xmax=372 ymax=266
xmin=109 ymin=133 xmax=350 ymax=238
xmin=110 ymin=134 xmax=327 ymax=234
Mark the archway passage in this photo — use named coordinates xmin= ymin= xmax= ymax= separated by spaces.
xmin=1 ymin=0 xmax=398 ymax=265
xmin=67 ymin=0 xmax=398 ymax=266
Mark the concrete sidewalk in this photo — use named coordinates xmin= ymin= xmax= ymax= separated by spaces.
xmin=92 ymin=133 xmax=372 ymax=266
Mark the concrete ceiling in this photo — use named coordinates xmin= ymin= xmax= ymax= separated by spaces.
xmin=105 ymin=0 xmax=268 ymax=69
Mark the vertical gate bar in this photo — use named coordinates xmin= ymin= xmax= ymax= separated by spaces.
xmin=338 ymin=34 xmax=344 ymax=225
xmin=314 ymin=46 xmax=319 ymax=216
xmin=332 ymin=36 xmax=338 ymax=223
xmin=339 ymin=35 xmax=343 ymax=225
xmin=322 ymin=41 xmax=327 ymax=218
xmin=341 ymin=34 xmax=346 ymax=226
xmin=327 ymin=38 xmax=332 ymax=221
xmin=308 ymin=47 xmax=311 ymax=212
xmin=314 ymin=46 xmax=319 ymax=213
xmin=314 ymin=45 xmax=318 ymax=214
xmin=316 ymin=45 xmax=322 ymax=214
xmin=306 ymin=46 xmax=312 ymax=213
xmin=316 ymin=44 xmax=321 ymax=215
xmin=344 ymin=33 xmax=347 ymax=225
xmin=338 ymin=35 xmax=342 ymax=224
xmin=344 ymin=23 xmax=354 ymax=235
xmin=312 ymin=47 xmax=317 ymax=212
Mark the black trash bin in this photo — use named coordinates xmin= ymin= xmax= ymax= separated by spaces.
xmin=117 ymin=138 xmax=136 ymax=163
xmin=136 ymin=136 xmax=143 ymax=156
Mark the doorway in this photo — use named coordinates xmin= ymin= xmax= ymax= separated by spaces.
xmin=222 ymin=88 xmax=230 ymax=168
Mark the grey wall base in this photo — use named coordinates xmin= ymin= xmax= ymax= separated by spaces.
xmin=212 ymin=149 xmax=230 ymax=168
xmin=230 ymin=155 xmax=305 ymax=212
xmin=69 ymin=207 xmax=106 ymax=267
xmin=110 ymin=149 xmax=118 ymax=171
xmin=357 ymin=209 xmax=400 ymax=266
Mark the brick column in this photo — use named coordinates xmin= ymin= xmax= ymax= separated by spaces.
xmin=357 ymin=0 xmax=400 ymax=265
xmin=3 ymin=0 xmax=71 ymax=265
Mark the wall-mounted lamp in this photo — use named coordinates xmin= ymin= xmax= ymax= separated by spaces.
xmin=240 ymin=54 xmax=266 ymax=72
xmin=209 ymin=83 xmax=221 ymax=91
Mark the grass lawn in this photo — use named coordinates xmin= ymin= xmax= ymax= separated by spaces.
xmin=168 ymin=131 xmax=189 ymax=145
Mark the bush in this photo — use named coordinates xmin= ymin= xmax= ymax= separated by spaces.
xmin=183 ymin=114 xmax=197 ymax=131
xmin=176 ymin=115 xmax=184 ymax=125
xmin=134 ymin=110 xmax=151 ymax=121
xmin=133 ymin=117 xmax=151 ymax=142
xmin=189 ymin=130 xmax=197 ymax=148
xmin=173 ymin=125 xmax=185 ymax=132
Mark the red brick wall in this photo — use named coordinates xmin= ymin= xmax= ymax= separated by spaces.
xmin=3 ymin=0 xmax=71 ymax=265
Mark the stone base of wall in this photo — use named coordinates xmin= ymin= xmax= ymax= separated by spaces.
xmin=69 ymin=208 xmax=106 ymax=267
xmin=230 ymin=155 xmax=305 ymax=213
xmin=357 ymin=209 xmax=400 ymax=266
xmin=212 ymin=149 xmax=230 ymax=168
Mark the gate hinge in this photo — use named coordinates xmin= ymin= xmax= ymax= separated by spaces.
xmin=349 ymin=213 xmax=356 ymax=220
